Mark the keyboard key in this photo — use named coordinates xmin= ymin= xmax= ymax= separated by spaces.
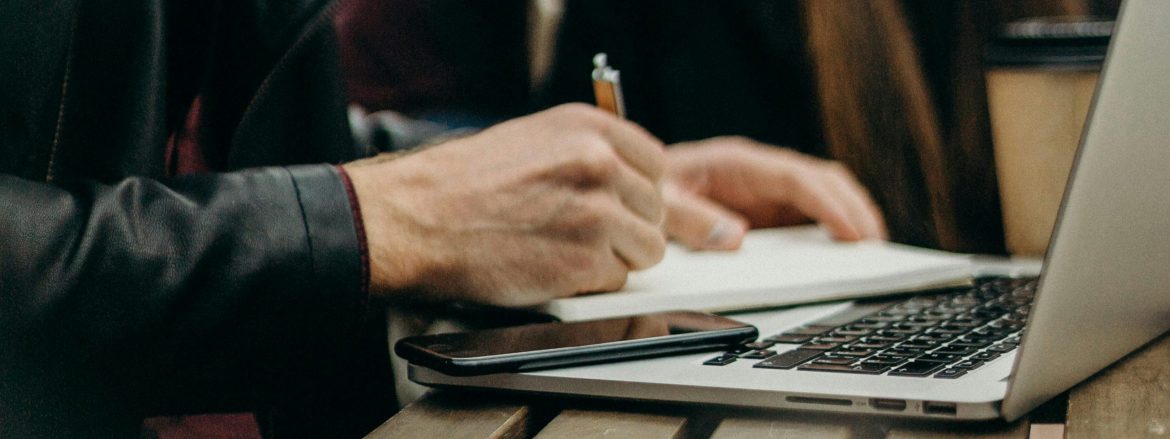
xmin=861 ymin=315 xmax=904 ymax=323
xmin=703 ymin=354 xmax=738 ymax=366
xmin=765 ymin=334 xmax=813 ymax=344
xmin=888 ymin=361 xmax=947 ymax=377
xmin=881 ymin=327 xmax=923 ymax=336
xmin=849 ymin=342 xmax=889 ymax=350
xmin=953 ymin=360 xmax=984 ymax=369
xmin=833 ymin=349 xmax=875 ymax=358
xmin=723 ymin=345 xmax=752 ymax=355
xmin=898 ymin=342 xmax=938 ymax=350
xmin=798 ymin=362 xmax=892 ymax=375
xmin=928 ymin=327 xmax=969 ymax=335
xmin=801 ymin=342 xmax=841 ymax=350
xmin=754 ymin=348 xmax=822 ymax=369
xmin=834 ymin=328 xmax=873 ymax=336
xmin=739 ymin=349 xmax=776 ymax=359
xmin=864 ymin=356 xmax=905 ymax=365
xmin=909 ymin=315 xmax=947 ymax=323
xmin=986 ymin=343 xmax=1018 ymax=353
xmin=942 ymin=320 xmax=983 ymax=328
xmin=916 ymin=353 xmax=963 ymax=363
xmin=970 ymin=352 xmax=1001 ymax=362
xmin=744 ymin=341 xmax=775 ymax=350
xmin=783 ymin=325 xmax=836 ymax=336
xmin=814 ymin=336 xmax=858 ymax=344
xmin=959 ymin=335 xmax=1002 ymax=344
xmin=882 ymin=349 xmax=924 ymax=357
xmin=931 ymin=347 xmax=976 ymax=356
xmin=811 ymin=356 xmax=856 ymax=365
xmin=934 ymin=368 xmax=968 ymax=379
xmin=897 ymin=321 xmax=936 ymax=328
xmin=948 ymin=341 xmax=992 ymax=349
xmin=914 ymin=334 xmax=955 ymax=343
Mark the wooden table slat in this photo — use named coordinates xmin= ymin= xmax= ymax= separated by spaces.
xmin=1066 ymin=334 xmax=1170 ymax=438
xmin=710 ymin=416 xmax=855 ymax=439
xmin=364 ymin=391 xmax=536 ymax=439
xmin=534 ymin=409 xmax=688 ymax=439
xmin=885 ymin=419 xmax=1029 ymax=439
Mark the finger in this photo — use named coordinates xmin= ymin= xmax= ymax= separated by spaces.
xmin=590 ymin=109 xmax=666 ymax=181
xmin=737 ymin=152 xmax=867 ymax=240
xmin=820 ymin=164 xmax=888 ymax=240
xmin=613 ymin=158 xmax=664 ymax=225
xmin=582 ymin=249 xmax=630 ymax=294
xmin=778 ymin=168 xmax=864 ymax=241
xmin=592 ymin=191 xmax=668 ymax=270
xmin=664 ymin=183 xmax=749 ymax=251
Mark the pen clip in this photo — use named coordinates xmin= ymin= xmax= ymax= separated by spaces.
xmin=591 ymin=53 xmax=627 ymax=118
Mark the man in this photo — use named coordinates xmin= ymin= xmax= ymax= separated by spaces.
xmin=0 ymin=0 xmax=882 ymax=437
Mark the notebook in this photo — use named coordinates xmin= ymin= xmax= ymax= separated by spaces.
xmin=406 ymin=0 xmax=1170 ymax=421
xmin=541 ymin=225 xmax=975 ymax=321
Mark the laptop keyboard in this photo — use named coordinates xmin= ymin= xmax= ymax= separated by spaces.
xmin=703 ymin=276 xmax=1036 ymax=379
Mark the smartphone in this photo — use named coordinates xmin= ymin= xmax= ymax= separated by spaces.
xmin=395 ymin=311 xmax=758 ymax=376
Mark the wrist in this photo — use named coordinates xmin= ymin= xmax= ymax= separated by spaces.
xmin=340 ymin=161 xmax=431 ymax=297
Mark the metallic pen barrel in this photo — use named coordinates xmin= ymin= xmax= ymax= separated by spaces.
xmin=591 ymin=53 xmax=627 ymax=118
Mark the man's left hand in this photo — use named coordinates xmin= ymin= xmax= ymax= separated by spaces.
xmin=663 ymin=136 xmax=887 ymax=250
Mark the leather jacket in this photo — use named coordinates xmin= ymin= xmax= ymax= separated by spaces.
xmin=0 ymin=0 xmax=381 ymax=436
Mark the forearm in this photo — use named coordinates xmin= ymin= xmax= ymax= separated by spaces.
xmin=0 ymin=165 xmax=366 ymax=414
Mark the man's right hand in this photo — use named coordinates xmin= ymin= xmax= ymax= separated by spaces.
xmin=343 ymin=104 xmax=667 ymax=306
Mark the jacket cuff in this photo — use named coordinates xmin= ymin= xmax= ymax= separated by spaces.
xmin=286 ymin=165 xmax=368 ymax=313
xmin=333 ymin=165 xmax=371 ymax=301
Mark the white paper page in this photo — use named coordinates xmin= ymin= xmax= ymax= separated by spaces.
xmin=542 ymin=226 xmax=974 ymax=321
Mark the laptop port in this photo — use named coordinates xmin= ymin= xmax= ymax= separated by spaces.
xmin=870 ymin=398 xmax=907 ymax=412
xmin=923 ymin=401 xmax=957 ymax=416
xmin=785 ymin=396 xmax=853 ymax=407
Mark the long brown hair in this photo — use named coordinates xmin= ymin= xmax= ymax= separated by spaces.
xmin=800 ymin=0 xmax=1117 ymax=252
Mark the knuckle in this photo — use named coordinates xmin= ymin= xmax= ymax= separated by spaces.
xmin=822 ymin=160 xmax=852 ymax=177
xmin=552 ymin=103 xmax=605 ymax=127
xmin=572 ymin=144 xmax=621 ymax=183
xmin=562 ymin=199 xmax=608 ymax=240
xmin=779 ymin=166 xmax=810 ymax=190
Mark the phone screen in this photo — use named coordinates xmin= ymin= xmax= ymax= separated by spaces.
xmin=396 ymin=311 xmax=757 ymax=375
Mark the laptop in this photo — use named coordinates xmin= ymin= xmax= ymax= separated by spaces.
xmin=406 ymin=0 xmax=1170 ymax=421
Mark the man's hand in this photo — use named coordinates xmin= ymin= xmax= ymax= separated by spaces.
xmin=663 ymin=136 xmax=886 ymax=250
xmin=343 ymin=104 xmax=667 ymax=306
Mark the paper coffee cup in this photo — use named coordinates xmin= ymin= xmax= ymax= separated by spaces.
xmin=985 ymin=17 xmax=1113 ymax=256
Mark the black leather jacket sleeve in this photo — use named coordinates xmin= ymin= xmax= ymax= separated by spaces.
xmin=0 ymin=164 xmax=366 ymax=426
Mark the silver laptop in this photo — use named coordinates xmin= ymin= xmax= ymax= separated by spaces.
xmin=407 ymin=0 xmax=1170 ymax=421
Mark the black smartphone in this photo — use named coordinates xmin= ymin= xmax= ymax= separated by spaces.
xmin=395 ymin=311 xmax=758 ymax=376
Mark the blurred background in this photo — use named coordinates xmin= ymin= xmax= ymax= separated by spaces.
xmin=334 ymin=0 xmax=1121 ymax=255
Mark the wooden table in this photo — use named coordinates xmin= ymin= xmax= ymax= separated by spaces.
xmin=367 ymin=334 xmax=1170 ymax=438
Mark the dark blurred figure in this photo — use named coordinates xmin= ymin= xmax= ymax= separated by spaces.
xmin=336 ymin=0 xmax=531 ymax=126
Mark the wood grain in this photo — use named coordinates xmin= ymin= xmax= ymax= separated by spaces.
xmin=709 ymin=415 xmax=856 ymax=439
xmin=1066 ymin=334 xmax=1170 ymax=438
xmin=364 ymin=391 xmax=536 ymax=439
xmin=534 ymin=409 xmax=688 ymax=439
xmin=885 ymin=419 xmax=1029 ymax=439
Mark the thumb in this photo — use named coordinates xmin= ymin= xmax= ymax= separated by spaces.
xmin=663 ymin=183 xmax=749 ymax=251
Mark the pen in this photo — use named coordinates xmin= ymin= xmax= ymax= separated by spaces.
xmin=591 ymin=53 xmax=626 ymax=118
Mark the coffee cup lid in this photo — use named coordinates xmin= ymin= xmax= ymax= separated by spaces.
xmin=985 ymin=16 xmax=1114 ymax=69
